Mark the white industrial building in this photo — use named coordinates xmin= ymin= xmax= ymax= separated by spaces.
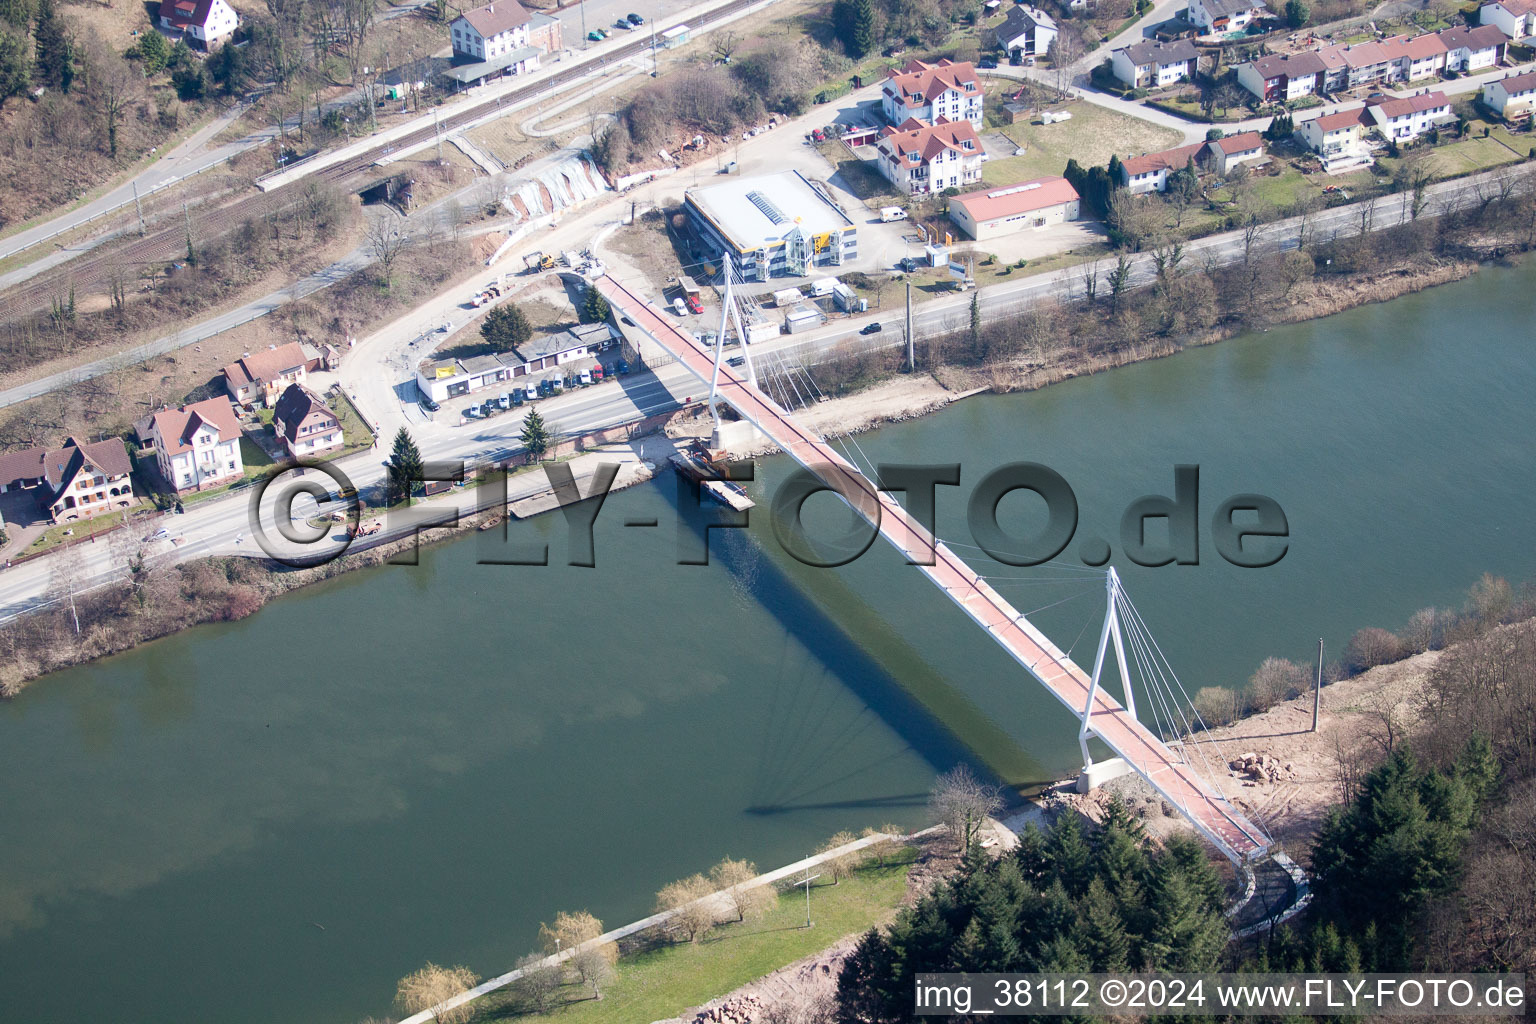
xmin=683 ymin=170 xmax=858 ymax=281
xmin=947 ymin=178 xmax=1080 ymax=240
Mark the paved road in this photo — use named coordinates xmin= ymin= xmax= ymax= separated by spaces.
xmin=0 ymin=161 xmax=1522 ymax=625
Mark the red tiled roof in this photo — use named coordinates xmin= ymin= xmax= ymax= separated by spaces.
xmin=222 ymin=342 xmax=309 ymax=391
xmin=951 ymin=177 xmax=1080 ymax=221
xmin=884 ymin=58 xmax=981 ymax=104
xmin=1367 ymin=89 xmax=1451 ymax=117
xmin=0 ymin=438 xmax=130 ymax=492
xmin=1249 ymin=50 xmax=1327 ymax=78
xmin=1378 ymin=32 xmax=1449 ymax=60
xmin=157 ymin=0 xmax=214 ymax=29
xmin=876 ymin=117 xmax=985 ymax=169
xmin=1493 ymin=68 xmax=1536 ymax=92
xmin=1122 ymin=141 xmax=1205 ymax=177
xmin=1311 ymin=105 xmax=1369 ymax=131
xmin=1214 ymin=130 xmax=1264 ymax=153
xmin=273 ymin=384 xmax=338 ymax=446
xmin=1438 ymin=24 xmax=1506 ymax=50
xmin=150 ymin=397 xmax=242 ymax=457
xmin=457 ymin=0 xmax=532 ymax=38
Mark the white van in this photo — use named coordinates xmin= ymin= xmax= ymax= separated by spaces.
xmin=672 ymin=297 xmax=688 ymax=316
xmin=879 ymin=206 xmax=908 ymax=223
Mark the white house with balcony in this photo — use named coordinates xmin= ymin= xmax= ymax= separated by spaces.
xmin=874 ymin=117 xmax=986 ymax=196
xmin=149 ymin=397 xmax=245 ymax=493
xmin=1188 ymin=0 xmax=1265 ymax=35
xmin=881 ymin=59 xmax=984 ymax=129
xmin=1484 ymin=69 xmax=1536 ymax=117
xmin=1366 ymin=89 xmax=1454 ymax=141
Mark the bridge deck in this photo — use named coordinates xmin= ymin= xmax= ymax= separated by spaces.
xmin=597 ymin=276 xmax=1271 ymax=864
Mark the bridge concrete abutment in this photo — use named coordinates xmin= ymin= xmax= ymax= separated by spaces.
xmin=1075 ymin=756 xmax=1133 ymax=794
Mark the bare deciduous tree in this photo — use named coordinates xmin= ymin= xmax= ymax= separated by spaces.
xmin=394 ymin=962 xmax=479 ymax=1024
xmin=655 ymin=874 xmax=718 ymax=943
xmin=512 ymin=951 xmax=561 ymax=1013
xmin=929 ymin=764 xmax=1001 ymax=851
xmin=709 ymin=857 xmax=776 ymax=921
xmin=364 ymin=216 xmax=407 ymax=288
xmin=815 ymin=831 xmax=863 ymax=884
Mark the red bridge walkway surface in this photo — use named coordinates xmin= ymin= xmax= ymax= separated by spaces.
xmin=597 ymin=276 xmax=1272 ymax=864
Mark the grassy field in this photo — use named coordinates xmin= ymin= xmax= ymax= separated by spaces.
xmin=471 ymin=853 xmax=916 ymax=1023
xmin=987 ymin=100 xmax=1185 ymax=185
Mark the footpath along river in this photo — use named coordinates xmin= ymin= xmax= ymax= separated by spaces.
xmin=1 ymin=260 xmax=1534 ymax=1023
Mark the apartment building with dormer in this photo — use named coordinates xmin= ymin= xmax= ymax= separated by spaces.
xmin=881 ymin=59 xmax=984 ymax=129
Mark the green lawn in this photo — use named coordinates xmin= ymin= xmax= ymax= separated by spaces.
xmin=1377 ymin=135 xmax=1524 ymax=182
xmin=987 ymin=100 xmax=1185 ymax=185
xmin=22 ymin=511 xmax=135 ymax=556
xmin=472 ymin=854 xmax=916 ymax=1023
xmin=327 ymin=390 xmax=376 ymax=455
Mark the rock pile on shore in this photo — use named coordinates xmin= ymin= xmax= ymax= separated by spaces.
xmin=1229 ymin=751 xmax=1297 ymax=784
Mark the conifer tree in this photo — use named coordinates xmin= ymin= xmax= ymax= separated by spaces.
xmin=386 ymin=427 xmax=423 ymax=505
xmin=31 ymin=0 xmax=70 ymax=92
xmin=520 ymin=408 xmax=551 ymax=460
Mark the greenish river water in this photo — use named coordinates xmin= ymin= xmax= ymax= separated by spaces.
xmin=2 ymin=261 xmax=1534 ymax=1023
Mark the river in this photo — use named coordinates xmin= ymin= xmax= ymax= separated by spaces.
xmin=2 ymin=260 xmax=1534 ymax=1023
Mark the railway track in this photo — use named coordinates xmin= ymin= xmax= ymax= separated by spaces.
xmin=0 ymin=0 xmax=763 ymax=323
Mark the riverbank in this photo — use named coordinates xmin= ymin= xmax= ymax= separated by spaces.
xmin=0 ymin=244 xmax=1513 ymax=698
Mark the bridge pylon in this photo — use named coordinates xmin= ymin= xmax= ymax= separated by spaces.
xmin=1076 ymin=567 xmax=1136 ymax=793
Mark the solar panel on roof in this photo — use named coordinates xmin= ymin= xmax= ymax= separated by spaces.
xmin=745 ymin=190 xmax=787 ymax=225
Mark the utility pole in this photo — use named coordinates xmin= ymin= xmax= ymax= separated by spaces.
xmin=579 ymin=0 xmax=587 ymax=47
xmin=132 ymin=181 xmax=145 ymax=236
xmin=905 ymin=281 xmax=914 ymax=372
xmin=1312 ymin=637 xmax=1323 ymax=732
xmin=650 ymin=23 xmax=658 ymax=74
xmin=792 ymin=863 xmax=820 ymax=929
xmin=433 ymin=106 xmax=443 ymax=164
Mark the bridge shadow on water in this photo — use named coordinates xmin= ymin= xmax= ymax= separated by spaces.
xmin=662 ymin=473 xmax=1052 ymax=819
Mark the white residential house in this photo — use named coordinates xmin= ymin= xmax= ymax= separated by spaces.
xmin=880 ymin=59 xmax=984 ymax=129
xmin=1203 ymin=131 xmax=1266 ymax=175
xmin=1378 ymin=33 xmax=1450 ymax=83
xmin=450 ymin=1 xmax=533 ymax=62
xmin=156 ymin=0 xmax=239 ymax=49
xmin=995 ymin=5 xmax=1058 ymax=60
xmin=1188 ymin=0 xmax=1265 ymax=35
xmin=1111 ymin=38 xmax=1200 ymax=88
xmin=1483 ymin=69 xmax=1536 ymax=117
xmin=1438 ymin=24 xmax=1507 ymax=72
xmin=874 ymin=117 xmax=986 ymax=196
xmin=1480 ymin=0 xmax=1536 ymax=40
xmin=1295 ymin=106 xmax=1372 ymax=172
xmin=1366 ymin=89 xmax=1455 ymax=140
xmin=1235 ymin=51 xmax=1326 ymax=102
xmin=149 ymin=397 xmax=245 ymax=493
xmin=1118 ymin=142 xmax=1207 ymax=193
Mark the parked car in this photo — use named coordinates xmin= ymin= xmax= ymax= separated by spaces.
xmin=419 ymin=395 xmax=440 ymax=413
xmin=627 ymin=11 xmax=643 ymax=23
xmin=979 ymin=57 xmax=999 ymax=69
xmin=523 ymin=384 xmax=539 ymax=401
xmin=809 ymin=127 xmax=826 ymax=143
xmin=860 ymin=322 xmax=882 ymax=335
xmin=728 ymin=355 xmax=746 ymax=367
xmin=587 ymin=28 xmax=606 ymax=41
xmin=145 ymin=527 xmax=170 ymax=541
xmin=672 ymin=296 xmax=688 ymax=316
xmin=578 ymin=369 xmax=593 ymax=386
xmin=614 ymin=18 xmax=632 ymax=29
xmin=685 ymin=294 xmax=704 ymax=314
xmin=615 ymin=358 xmax=631 ymax=375
xmin=591 ymin=363 xmax=605 ymax=381
xmin=464 ymin=405 xmax=482 ymax=419
xmin=511 ymin=390 xmax=525 ymax=406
